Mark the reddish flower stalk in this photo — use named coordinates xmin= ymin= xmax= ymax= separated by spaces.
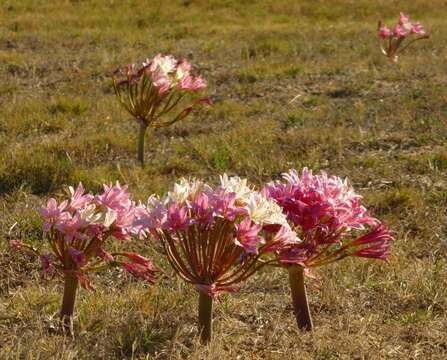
xmin=112 ymin=54 xmax=210 ymax=166
xmin=263 ymin=168 xmax=393 ymax=331
xmin=378 ymin=12 xmax=429 ymax=62
xmin=137 ymin=176 xmax=297 ymax=343
xmin=11 ymin=183 xmax=157 ymax=335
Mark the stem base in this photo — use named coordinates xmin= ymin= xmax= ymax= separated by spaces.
xmin=288 ymin=266 xmax=313 ymax=331
xmin=198 ymin=291 xmax=213 ymax=343
xmin=60 ymin=272 xmax=79 ymax=336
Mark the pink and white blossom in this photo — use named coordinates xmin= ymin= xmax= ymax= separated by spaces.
xmin=137 ymin=175 xmax=295 ymax=297
xmin=378 ymin=13 xmax=428 ymax=61
xmin=264 ymin=168 xmax=393 ymax=268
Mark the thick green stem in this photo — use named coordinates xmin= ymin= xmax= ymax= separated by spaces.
xmin=60 ymin=272 xmax=79 ymax=336
xmin=288 ymin=266 xmax=313 ymax=331
xmin=137 ymin=122 xmax=148 ymax=167
xmin=198 ymin=291 xmax=213 ymax=343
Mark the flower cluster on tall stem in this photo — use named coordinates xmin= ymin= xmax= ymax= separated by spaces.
xmin=12 ymin=183 xmax=157 ymax=335
xmin=263 ymin=168 xmax=393 ymax=331
xmin=378 ymin=12 xmax=428 ymax=62
xmin=112 ymin=54 xmax=210 ymax=166
xmin=136 ymin=175 xmax=298 ymax=343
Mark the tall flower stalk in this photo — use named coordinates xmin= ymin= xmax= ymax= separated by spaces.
xmin=263 ymin=168 xmax=393 ymax=331
xmin=112 ymin=54 xmax=210 ymax=167
xmin=378 ymin=12 xmax=428 ymax=62
xmin=11 ymin=183 xmax=157 ymax=335
xmin=137 ymin=176 xmax=297 ymax=343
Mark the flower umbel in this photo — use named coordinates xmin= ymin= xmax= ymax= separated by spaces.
xmin=264 ymin=168 xmax=393 ymax=331
xmin=12 ymin=182 xmax=157 ymax=334
xmin=264 ymin=168 xmax=393 ymax=268
xmin=138 ymin=175 xmax=295 ymax=296
xmin=378 ymin=12 xmax=429 ymax=62
xmin=137 ymin=175 xmax=297 ymax=342
xmin=112 ymin=54 xmax=211 ymax=166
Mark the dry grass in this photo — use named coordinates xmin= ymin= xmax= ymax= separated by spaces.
xmin=1 ymin=0 xmax=447 ymax=358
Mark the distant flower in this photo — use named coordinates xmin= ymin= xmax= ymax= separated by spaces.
xmin=378 ymin=12 xmax=429 ymax=62
xmin=112 ymin=53 xmax=211 ymax=166
xmin=378 ymin=25 xmax=392 ymax=39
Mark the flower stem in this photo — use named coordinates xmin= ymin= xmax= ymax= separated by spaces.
xmin=60 ymin=272 xmax=79 ymax=336
xmin=137 ymin=122 xmax=148 ymax=167
xmin=288 ymin=266 xmax=313 ymax=331
xmin=198 ymin=291 xmax=213 ymax=343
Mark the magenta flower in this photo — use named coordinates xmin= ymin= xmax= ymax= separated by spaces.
xmin=378 ymin=25 xmax=392 ymax=39
xmin=235 ymin=218 xmax=262 ymax=254
xmin=12 ymin=182 xmax=157 ymax=335
xmin=137 ymin=175 xmax=295 ymax=343
xmin=120 ymin=252 xmax=158 ymax=283
xmin=40 ymin=198 xmax=69 ymax=232
xmin=68 ymin=183 xmax=94 ymax=211
xmin=112 ymin=53 xmax=211 ymax=166
xmin=264 ymin=168 xmax=393 ymax=331
xmin=55 ymin=213 xmax=90 ymax=243
xmin=378 ymin=12 xmax=429 ymax=62
xmin=95 ymin=182 xmax=131 ymax=211
xmin=166 ymin=203 xmax=190 ymax=230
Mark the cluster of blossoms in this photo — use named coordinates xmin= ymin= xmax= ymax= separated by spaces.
xmin=378 ymin=12 xmax=428 ymax=61
xmin=264 ymin=168 xmax=393 ymax=268
xmin=13 ymin=183 xmax=157 ymax=288
xmin=10 ymin=172 xmax=393 ymax=340
xmin=136 ymin=175 xmax=298 ymax=298
xmin=112 ymin=54 xmax=210 ymax=165
xmin=112 ymin=54 xmax=208 ymax=128
xmin=263 ymin=168 xmax=393 ymax=330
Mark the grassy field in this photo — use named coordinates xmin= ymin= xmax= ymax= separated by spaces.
xmin=1 ymin=0 xmax=447 ymax=358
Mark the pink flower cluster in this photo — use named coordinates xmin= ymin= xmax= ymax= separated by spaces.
xmin=141 ymin=54 xmax=207 ymax=95
xmin=14 ymin=183 xmax=157 ymax=288
xmin=114 ymin=54 xmax=206 ymax=101
xmin=263 ymin=168 xmax=393 ymax=267
xmin=41 ymin=183 xmax=136 ymax=243
xmin=137 ymin=178 xmax=297 ymax=255
xmin=379 ymin=13 xmax=426 ymax=39
xmin=112 ymin=53 xmax=210 ymax=132
xmin=136 ymin=177 xmax=298 ymax=297
xmin=378 ymin=13 xmax=428 ymax=61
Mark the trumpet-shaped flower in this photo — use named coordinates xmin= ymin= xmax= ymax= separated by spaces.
xmin=235 ymin=218 xmax=263 ymax=254
xmin=378 ymin=12 xmax=428 ymax=61
xmin=68 ymin=183 xmax=94 ymax=211
xmin=40 ymin=198 xmax=69 ymax=232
